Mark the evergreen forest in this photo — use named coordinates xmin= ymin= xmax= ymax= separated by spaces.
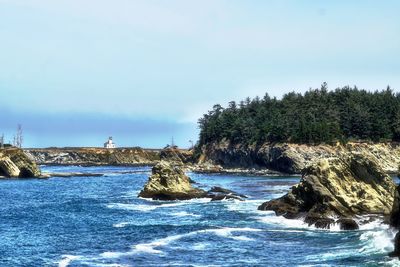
xmin=198 ymin=83 xmax=400 ymax=146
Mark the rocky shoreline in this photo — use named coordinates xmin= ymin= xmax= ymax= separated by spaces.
xmin=26 ymin=142 xmax=400 ymax=177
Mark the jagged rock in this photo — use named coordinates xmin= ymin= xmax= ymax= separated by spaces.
xmin=138 ymin=161 xmax=207 ymax=200
xmin=389 ymin=185 xmax=400 ymax=258
xmin=258 ymin=152 xmax=395 ymax=229
xmin=0 ymin=148 xmax=41 ymax=178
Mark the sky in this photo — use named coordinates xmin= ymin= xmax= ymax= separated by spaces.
xmin=0 ymin=0 xmax=399 ymax=148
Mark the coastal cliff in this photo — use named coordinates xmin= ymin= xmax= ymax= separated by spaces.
xmin=26 ymin=147 xmax=196 ymax=167
xmin=26 ymin=147 xmax=161 ymax=166
xmin=198 ymin=141 xmax=400 ymax=174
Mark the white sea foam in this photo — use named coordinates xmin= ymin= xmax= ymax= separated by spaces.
xmin=257 ymin=212 xmax=388 ymax=233
xmin=256 ymin=212 xmax=309 ymax=229
xmin=106 ymin=203 xmax=159 ymax=211
xmin=225 ymin=199 xmax=264 ymax=213
xmin=382 ymin=258 xmax=400 ymax=267
xmin=113 ymin=222 xmax=130 ymax=228
xmin=192 ymin=243 xmax=208 ymax=250
xmin=170 ymin=211 xmax=201 ymax=217
xmin=358 ymin=220 xmax=395 ymax=255
xmin=58 ymin=255 xmax=80 ymax=267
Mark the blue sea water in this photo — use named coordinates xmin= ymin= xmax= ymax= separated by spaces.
xmin=0 ymin=165 xmax=398 ymax=267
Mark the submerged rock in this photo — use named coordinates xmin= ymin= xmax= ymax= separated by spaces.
xmin=138 ymin=161 xmax=207 ymax=200
xmin=0 ymin=148 xmax=41 ymax=178
xmin=207 ymin=186 xmax=248 ymax=201
xmin=258 ymin=152 xmax=395 ymax=229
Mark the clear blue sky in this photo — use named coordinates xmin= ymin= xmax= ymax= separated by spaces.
xmin=0 ymin=0 xmax=399 ymax=148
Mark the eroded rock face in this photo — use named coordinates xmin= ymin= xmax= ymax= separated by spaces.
xmin=0 ymin=148 xmax=41 ymax=178
xmin=160 ymin=147 xmax=193 ymax=164
xmin=199 ymin=141 xmax=400 ymax=174
xmin=258 ymin=152 xmax=395 ymax=229
xmin=138 ymin=161 xmax=207 ymax=200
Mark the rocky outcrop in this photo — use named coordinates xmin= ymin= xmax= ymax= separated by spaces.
xmin=199 ymin=140 xmax=400 ymax=174
xmin=26 ymin=147 xmax=160 ymax=166
xmin=139 ymin=161 xmax=247 ymax=201
xmin=0 ymin=148 xmax=41 ymax=178
xmin=258 ymin=152 xmax=396 ymax=229
xmin=138 ymin=161 xmax=207 ymax=200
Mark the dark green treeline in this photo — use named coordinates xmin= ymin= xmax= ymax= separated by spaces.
xmin=198 ymin=83 xmax=400 ymax=146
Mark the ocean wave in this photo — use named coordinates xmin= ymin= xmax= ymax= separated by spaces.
xmin=107 ymin=198 xmax=211 ymax=212
xmin=100 ymin=227 xmax=262 ymax=258
xmin=225 ymin=199 xmax=264 ymax=213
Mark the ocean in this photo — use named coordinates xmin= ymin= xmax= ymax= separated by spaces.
xmin=0 ymin=165 xmax=398 ymax=267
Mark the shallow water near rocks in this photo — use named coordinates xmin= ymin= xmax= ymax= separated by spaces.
xmin=0 ymin=165 xmax=399 ymax=266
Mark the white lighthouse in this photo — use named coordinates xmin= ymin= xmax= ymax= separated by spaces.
xmin=104 ymin=136 xmax=116 ymax=149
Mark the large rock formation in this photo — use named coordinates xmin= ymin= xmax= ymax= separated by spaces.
xmin=0 ymin=148 xmax=41 ymax=178
xmin=139 ymin=161 xmax=247 ymax=201
xmin=258 ymin=152 xmax=396 ymax=229
xmin=138 ymin=161 xmax=207 ymax=200
xmin=199 ymin=140 xmax=400 ymax=174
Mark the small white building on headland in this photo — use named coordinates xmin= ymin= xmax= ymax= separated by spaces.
xmin=104 ymin=136 xmax=116 ymax=149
